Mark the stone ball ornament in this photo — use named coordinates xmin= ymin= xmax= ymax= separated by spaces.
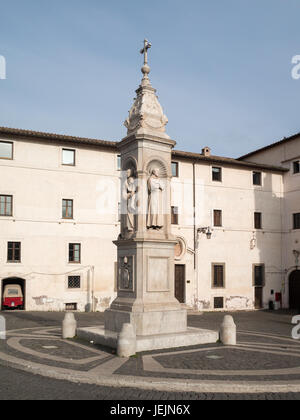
xmin=142 ymin=64 xmax=150 ymax=75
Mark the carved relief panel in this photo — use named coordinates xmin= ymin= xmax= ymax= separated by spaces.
xmin=118 ymin=256 xmax=134 ymax=292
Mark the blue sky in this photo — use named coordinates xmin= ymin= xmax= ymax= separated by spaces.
xmin=0 ymin=0 xmax=299 ymax=157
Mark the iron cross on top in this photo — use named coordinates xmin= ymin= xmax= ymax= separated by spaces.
xmin=140 ymin=39 xmax=152 ymax=65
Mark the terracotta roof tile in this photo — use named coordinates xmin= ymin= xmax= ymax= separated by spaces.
xmin=0 ymin=126 xmax=288 ymax=173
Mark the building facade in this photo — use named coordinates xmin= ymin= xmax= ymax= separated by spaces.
xmin=0 ymin=126 xmax=299 ymax=312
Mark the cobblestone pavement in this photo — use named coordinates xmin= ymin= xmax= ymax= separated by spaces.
xmin=0 ymin=310 xmax=299 ymax=400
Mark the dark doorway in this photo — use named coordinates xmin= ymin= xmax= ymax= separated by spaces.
xmin=255 ymin=287 xmax=263 ymax=309
xmin=1 ymin=278 xmax=26 ymax=310
xmin=175 ymin=265 xmax=185 ymax=304
xmin=289 ymin=270 xmax=300 ymax=310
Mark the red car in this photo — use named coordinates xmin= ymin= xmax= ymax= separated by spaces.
xmin=3 ymin=285 xmax=24 ymax=310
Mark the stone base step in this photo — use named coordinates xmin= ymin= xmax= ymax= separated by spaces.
xmin=77 ymin=326 xmax=219 ymax=353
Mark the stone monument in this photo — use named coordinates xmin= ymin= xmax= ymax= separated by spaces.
xmin=77 ymin=40 xmax=218 ymax=354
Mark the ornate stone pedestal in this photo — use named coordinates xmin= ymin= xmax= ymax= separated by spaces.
xmin=105 ymin=239 xmax=187 ymax=337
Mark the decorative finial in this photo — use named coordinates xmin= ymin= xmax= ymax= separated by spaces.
xmin=140 ymin=39 xmax=152 ymax=85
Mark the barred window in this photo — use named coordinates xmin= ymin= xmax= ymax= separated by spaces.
xmin=69 ymin=243 xmax=81 ymax=263
xmin=0 ymin=195 xmax=12 ymax=216
xmin=68 ymin=276 xmax=81 ymax=289
xmin=65 ymin=303 xmax=77 ymax=311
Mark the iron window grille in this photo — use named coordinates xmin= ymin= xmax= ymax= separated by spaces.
xmin=68 ymin=276 xmax=81 ymax=289
xmin=65 ymin=303 xmax=77 ymax=311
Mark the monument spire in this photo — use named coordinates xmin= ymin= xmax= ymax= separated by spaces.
xmin=124 ymin=39 xmax=169 ymax=139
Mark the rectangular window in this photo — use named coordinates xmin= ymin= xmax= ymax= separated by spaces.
xmin=253 ymin=264 xmax=265 ymax=287
xmin=213 ymin=210 xmax=222 ymax=227
xmin=68 ymin=276 xmax=81 ymax=289
xmin=0 ymin=141 xmax=13 ymax=159
xmin=62 ymin=199 xmax=73 ymax=219
xmin=117 ymin=155 xmax=121 ymax=171
xmin=0 ymin=195 xmax=13 ymax=216
xmin=293 ymin=213 xmax=300 ymax=230
xmin=7 ymin=242 xmax=21 ymax=263
xmin=62 ymin=149 xmax=75 ymax=166
xmin=171 ymin=206 xmax=179 ymax=225
xmin=69 ymin=243 xmax=81 ymax=263
xmin=293 ymin=161 xmax=300 ymax=174
xmin=171 ymin=162 xmax=179 ymax=177
xmin=65 ymin=303 xmax=77 ymax=311
xmin=212 ymin=167 xmax=222 ymax=182
xmin=253 ymin=171 xmax=262 ymax=186
xmin=214 ymin=297 xmax=224 ymax=309
xmin=212 ymin=264 xmax=225 ymax=288
xmin=254 ymin=212 xmax=262 ymax=229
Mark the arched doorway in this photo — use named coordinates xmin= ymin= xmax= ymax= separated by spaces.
xmin=289 ymin=270 xmax=300 ymax=310
xmin=1 ymin=278 xmax=26 ymax=310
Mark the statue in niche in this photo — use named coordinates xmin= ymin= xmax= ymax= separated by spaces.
xmin=147 ymin=168 xmax=164 ymax=230
xmin=123 ymin=168 xmax=137 ymax=233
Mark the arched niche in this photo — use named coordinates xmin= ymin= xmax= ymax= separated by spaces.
xmin=145 ymin=158 xmax=168 ymax=178
xmin=122 ymin=157 xmax=137 ymax=177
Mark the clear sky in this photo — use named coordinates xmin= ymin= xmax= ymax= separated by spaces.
xmin=0 ymin=0 xmax=299 ymax=157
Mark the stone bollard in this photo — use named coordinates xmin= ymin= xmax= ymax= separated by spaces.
xmin=117 ymin=323 xmax=136 ymax=357
xmin=220 ymin=315 xmax=237 ymax=346
xmin=62 ymin=312 xmax=77 ymax=339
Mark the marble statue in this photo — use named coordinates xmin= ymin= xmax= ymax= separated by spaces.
xmin=147 ymin=168 xmax=164 ymax=230
xmin=123 ymin=169 xmax=136 ymax=232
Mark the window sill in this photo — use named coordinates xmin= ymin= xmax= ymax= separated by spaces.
xmin=6 ymin=262 xmax=22 ymax=265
